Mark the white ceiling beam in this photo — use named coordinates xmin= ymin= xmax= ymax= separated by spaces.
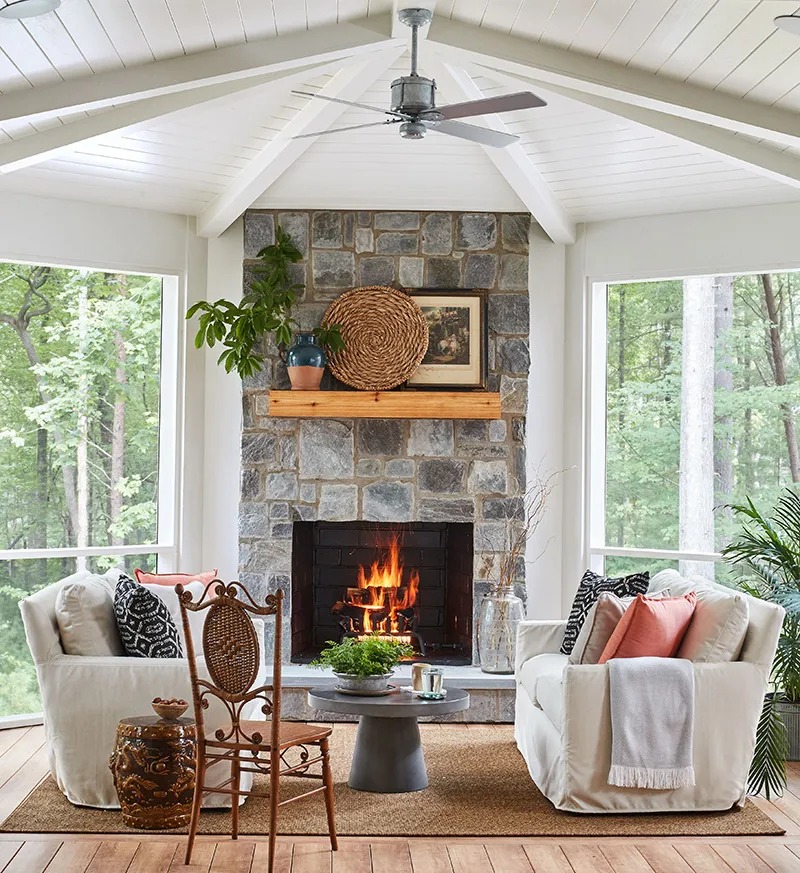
xmin=427 ymin=16 xmax=800 ymax=150
xmin=197 ymin=46 xmax=406 ymax=238
xmin=0 ymin=58 xmax=358 ymax=175
xmin=483 ymin=67 xmax=800 ymax=193
xmin=0 ymin=15 xmax=399 ymax=126
xmin=425 ymin=57 xmax=575 ymax=245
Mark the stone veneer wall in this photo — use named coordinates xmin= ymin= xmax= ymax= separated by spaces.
xmin=238 ymin=209 xmax=530 ymax=715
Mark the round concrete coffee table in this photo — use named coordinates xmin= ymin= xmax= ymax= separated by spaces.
xmin=307 ymin=686 xmax=470 ymax=793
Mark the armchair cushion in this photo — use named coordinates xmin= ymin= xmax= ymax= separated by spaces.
xmin=561 ymin=570 xmax=650 ymax=655
xmin=598 ymin=592 xmax=696 ymax=662
xmin=679 ymin=586 xmax=749 ymax=662
xmin=55 ymin=576 xmax=124 ymax=657
xmin=518 ymin=653 xmax=567 ymax=705
xmin=114 ymin=574 xmax=182 ymax=658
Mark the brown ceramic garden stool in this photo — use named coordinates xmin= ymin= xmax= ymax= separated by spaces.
xmin=109 ymin=715 xmax=197 ymax=829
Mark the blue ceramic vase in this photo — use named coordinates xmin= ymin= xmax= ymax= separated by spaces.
xmin=286 ymin=333 xmax=326 ymax=390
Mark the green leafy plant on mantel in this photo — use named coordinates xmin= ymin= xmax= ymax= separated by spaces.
xmin=311 ymin=636 xmax=413 ymax=677
xmin=186 ymin=225 xmax=344 ymax=379
xmin=722 ymin=488 xmax=800 ymax=799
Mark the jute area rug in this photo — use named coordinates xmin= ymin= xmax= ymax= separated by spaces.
xmin=1 ymin=725 xmax=782 ymax=837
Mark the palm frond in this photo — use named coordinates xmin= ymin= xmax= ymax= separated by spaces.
xmin=748 ymin=695 xmax=789 ymax=799
xmin=724 ymin=491 xmax=800 ymax=583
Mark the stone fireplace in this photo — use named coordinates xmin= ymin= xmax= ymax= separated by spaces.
xmin=238 ymin=208 xmax=530 ymax=684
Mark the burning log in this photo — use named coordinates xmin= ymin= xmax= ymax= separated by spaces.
xmin=333 ymin=532 xmax=422 ymax=642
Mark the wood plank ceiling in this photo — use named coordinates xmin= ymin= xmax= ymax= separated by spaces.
xmin=0 ymin=0 xmax=798 ymax=227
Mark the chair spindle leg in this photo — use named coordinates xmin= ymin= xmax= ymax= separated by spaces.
xmin=185 ymin=748 xmax=205 ymax=864
xmin=231 ymin=758 xmax=241 ymax=840
xmin=321 ymin=737 xmax=338 ymax=851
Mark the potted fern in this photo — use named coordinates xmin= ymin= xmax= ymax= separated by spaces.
xmin=311 ymin=636 xmax=413 ymax=694
xmin=723 ymin=489 xmax=800 ymax=798
xmin=186 ymin=224 xmax=343 ymax=384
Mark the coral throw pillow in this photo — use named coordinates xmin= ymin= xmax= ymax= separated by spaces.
xmin=134 ymin=569 xmax=218 ymax=597
xmin=598 ymin=592 xmax=697 ymax=664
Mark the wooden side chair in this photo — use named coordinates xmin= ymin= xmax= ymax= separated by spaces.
xmin=176 ymin=581 xmax=337 ymax=871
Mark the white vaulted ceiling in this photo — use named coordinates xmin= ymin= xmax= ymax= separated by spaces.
xmin=0 ymin=1 xmax=799 ymax=236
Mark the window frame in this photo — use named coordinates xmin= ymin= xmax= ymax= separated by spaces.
xmin=0 ymin=260 xmax=185 ymax=725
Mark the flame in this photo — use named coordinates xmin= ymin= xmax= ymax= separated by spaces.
xmin=352 ymin=534 xmax=419 ymax=635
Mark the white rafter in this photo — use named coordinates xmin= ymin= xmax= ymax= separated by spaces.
xmin=0 ymin=15 xmax=398 ymax=126
xmin=479 ymin=68 xmax=800 ymax=194
xmin=0 ymin=58 xmax=359 ymax=176
xmin=425 ymin=57 xmax=575 ymax=245
xmin=197 ymin=46 xmax=406 ymax=238
xmin=427 ymin=16 xmax=800 ymax=150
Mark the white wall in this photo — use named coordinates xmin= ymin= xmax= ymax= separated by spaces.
xmin=525 ymin=225 xmax=566 ymax=619
xmin=201 ymin=223 xmax=244 ymax=580
xmin=0 ymin=191 xmax=208 ymax=573
xmin=561 ymin=200 xmax=800 ymax=614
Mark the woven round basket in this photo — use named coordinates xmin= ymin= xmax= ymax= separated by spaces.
xmin=323 ymin=286 xmax=429 ymax=391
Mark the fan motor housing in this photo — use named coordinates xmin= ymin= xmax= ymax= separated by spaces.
xmin=391 ymin=75 xmax=436 ymax=116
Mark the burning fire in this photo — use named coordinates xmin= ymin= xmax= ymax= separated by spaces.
xmin=351 ymin=534 xmax=419 ymax=636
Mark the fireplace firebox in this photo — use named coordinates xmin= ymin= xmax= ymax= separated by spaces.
xmin=291 ymin=521 xmax=473 ymax=665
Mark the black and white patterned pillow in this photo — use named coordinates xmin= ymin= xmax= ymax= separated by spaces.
xmin=114 ymin=574 xmax=183 ymax=659
xmin=560 ymin=570 xmax=649 ymax=655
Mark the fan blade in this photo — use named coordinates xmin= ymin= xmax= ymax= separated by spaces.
xmin=430 ymin=119 xmax=519 ymax=148
xmin=292 ymin=90 xmax=409 ymax=119
xmin=439 ymin=91 xmax=546 ymax=120
xmin=292 ymin=120 xmax=400 ymax=139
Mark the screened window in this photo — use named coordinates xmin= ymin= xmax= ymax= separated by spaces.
xmin=590 ymin=271 xmax=800 ymax=581
xmin=0 ymin=262 xmax=179 ymax=719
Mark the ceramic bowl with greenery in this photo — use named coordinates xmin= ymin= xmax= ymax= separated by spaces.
xmin=311 ymin=636 xmax=414 ymax=693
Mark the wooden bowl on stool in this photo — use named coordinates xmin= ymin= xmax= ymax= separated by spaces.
xmin=151 ymin=697 xmax=189 ymax=721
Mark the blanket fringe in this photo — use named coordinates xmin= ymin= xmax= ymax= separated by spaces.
xmin=608 ymin=764 xmax=696 ymax=790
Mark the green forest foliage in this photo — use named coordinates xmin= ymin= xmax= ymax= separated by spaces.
xmin=0 ymin=263 xmax=162 ymax=715
xmin=605 ymin=273 xmax=800 ymax=579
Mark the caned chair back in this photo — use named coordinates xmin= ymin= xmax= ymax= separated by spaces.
xmin=176 ymin=580 xmax=283 ymax=745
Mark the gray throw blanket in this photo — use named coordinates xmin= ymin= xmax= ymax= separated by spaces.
xmin=607 ymin=657 xmax=695 ymax=790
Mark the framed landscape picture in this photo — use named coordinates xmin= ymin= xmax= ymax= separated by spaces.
xmin=407 ymin=289 xmax=488 ymax=389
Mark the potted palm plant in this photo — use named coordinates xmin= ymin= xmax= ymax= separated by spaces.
xmin=311 ymin=636 xmax=413 ymax=694
xmin=722 ymin=488 xmax=800 ymax=798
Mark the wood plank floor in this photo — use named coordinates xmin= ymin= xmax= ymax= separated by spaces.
xmin=2 ymin=725 xmax=800 ymax=872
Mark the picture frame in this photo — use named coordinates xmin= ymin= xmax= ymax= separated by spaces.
xmin=407 ymin=289 xmax=488 ymax=390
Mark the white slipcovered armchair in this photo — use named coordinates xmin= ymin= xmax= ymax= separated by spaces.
xmin=514 ymin=570 xmax=784 ymax=813
xmin=20 ymin=569 xmax=267 ymax=809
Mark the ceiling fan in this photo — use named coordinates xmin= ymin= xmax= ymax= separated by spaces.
xmin=291 ymin=7 xmax=546 ymax=148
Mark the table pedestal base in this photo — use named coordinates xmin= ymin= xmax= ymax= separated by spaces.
xmin=348 ymin=715 xmax=428 ymax=793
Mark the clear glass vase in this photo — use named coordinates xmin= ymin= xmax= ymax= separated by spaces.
xmin=478 ymin=592 xmax=525 ymax=674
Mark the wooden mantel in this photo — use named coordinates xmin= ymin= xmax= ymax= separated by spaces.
xmin=268 ymin=390 xmax=502 ymax=419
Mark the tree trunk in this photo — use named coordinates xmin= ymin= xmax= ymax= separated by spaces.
xmin=679 ymin=276 xmax=716 ymax=580
xmin=33 ymin=427 xmax=47 ymax=550
xmin=761 ymin=273 xmax=800 ymax=482
xmin=14 ymin=322 xmax=79 ymax=541
xmin=713 ymin=275 xmax=734 ymax=550
xmin=110 ymin=275 xmax=127 ymax=547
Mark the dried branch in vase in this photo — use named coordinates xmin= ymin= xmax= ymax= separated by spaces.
xmin=486 ymin=469 xmax=561 ymax=596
